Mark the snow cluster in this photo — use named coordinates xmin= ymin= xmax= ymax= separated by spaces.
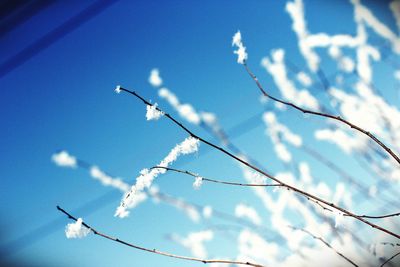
xmin=115 ymin=136 xmax=200 ymax=218
xmin=65 ymin=218 xmax=90 ymax=239
xmin=232 ymin=31 xmax=248 ymax=64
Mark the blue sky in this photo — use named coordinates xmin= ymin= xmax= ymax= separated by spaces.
xmin=0 ymin=0 xmax=398 ymax=266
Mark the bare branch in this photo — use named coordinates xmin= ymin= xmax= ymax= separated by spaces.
xmin=288 ymin=225 xmax=359 ymax=267
xmin=242 ymin=63 xmax=400 ymax=166
xmin=380 ymin=251 xmax=400 ymax=267
xmin=150 ymin=166 xmax=283 ymax=188
xmin=355 ymin=212 xmax=400 ymax=219
xmin=118 ymin=87 xmax=400 ymax=239
xmin=56 ymin=206 xmax=265 ymax=267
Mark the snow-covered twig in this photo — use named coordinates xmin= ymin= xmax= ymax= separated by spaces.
xmin=56 ymin=206 xmax=265 ymax=267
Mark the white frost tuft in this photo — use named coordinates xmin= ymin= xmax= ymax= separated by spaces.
xmin=193 ymin=176 xmax=203 ymax=190
xmin=65 ymin=218 xmax=90 ymax=239
xmin=146 ymin=103 xmax=164 ymax=121
xmin=115 ymin=85 xmax=121 ymax=94
xmin=232 ymin=30 xmax=248 ymax=64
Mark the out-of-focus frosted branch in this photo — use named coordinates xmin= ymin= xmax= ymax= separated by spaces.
xmin=380 ymin=251 xmax=400 ymax=267
xmin=288 ymin=225 xmax=359 ymax=267
xmin=242 ymin=62 xmax=400 ymax=166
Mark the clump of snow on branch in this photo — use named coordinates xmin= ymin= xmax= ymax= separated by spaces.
xmin=148 ymin=68 xmax=163 ymax=87
xmin=65 ymin=218 xmax=90 ymax=239
xmin=261 ymin=49 xmax=320 ymax=110
xmin=146 ymin=103 xmax=164 ymax=121
xmin=115 ymin=136 xmax=200 ymax=218
xmin=235 ymin=203 xmax=262 ymax=226
xmin=232 ymin=30 xmax=248 ymax=64
xmin=193 ymin=176 xmax=203 ymax=190
xmin=114 ymin=85 xmax=121 ymax=94
xmin=52 ymin=150 xmax=77 ymax=168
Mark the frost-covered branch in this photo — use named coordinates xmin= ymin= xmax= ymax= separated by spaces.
xmin=116 ymin=86 xmax=400 ymax=239
xmin=56 ymin=206 xmax=265 ymax=267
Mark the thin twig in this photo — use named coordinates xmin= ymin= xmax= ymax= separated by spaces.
xmin=242 ymin=63 xmax=400 ymax=166
xmin=288 ymin=226 xmax=358 ymax=267
xmin=150 ymin=166 xmax=283 ymax=188
xmin=118 ymin=87 xmax=400 ymax=240
xmin=355 ymin=212 xmax=400 ymax=219
xmin=56 ymin=206 xmax=265 ymax=267
xmin=151 ymin=166 xmax=400 ymax=221
xmin=380 ymin=251 xmax=400 ymax=267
